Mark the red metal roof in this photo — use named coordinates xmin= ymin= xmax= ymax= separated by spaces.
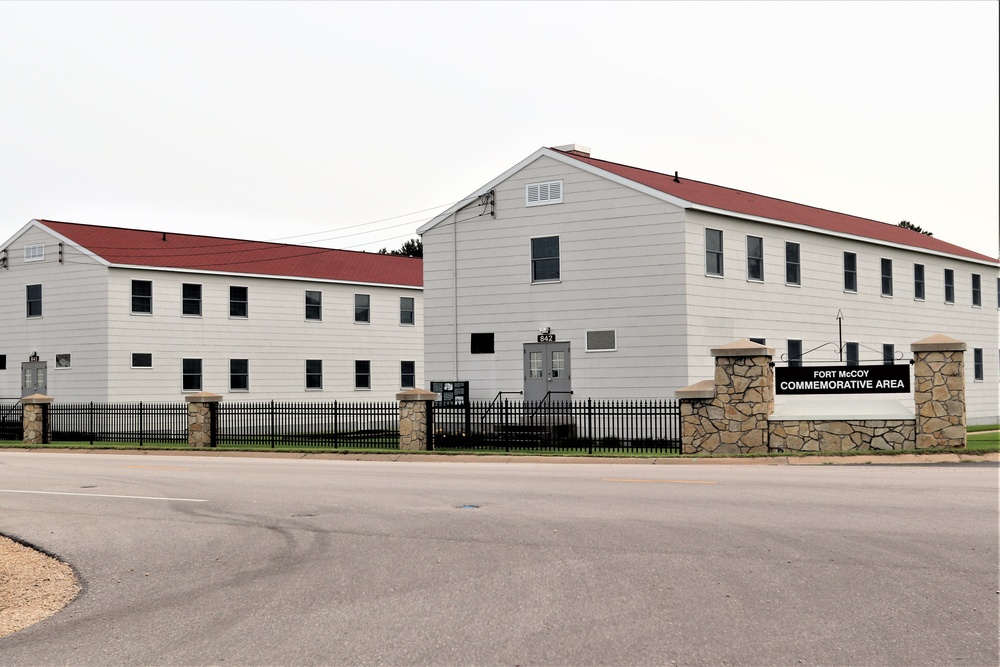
xmin=553 ymin=149 xmax=997 ymax=264
xmin=36 ymin=220 xmax=422 ymax=287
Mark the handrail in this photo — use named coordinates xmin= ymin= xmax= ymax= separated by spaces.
xmin=527 ymin=390 xmax=573 ymax=420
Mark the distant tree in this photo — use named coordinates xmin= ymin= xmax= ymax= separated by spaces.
xmin=378 ymin=238 xmax=423 ymax=257
xmin=898 ymin=220 xmax=933 ymax=237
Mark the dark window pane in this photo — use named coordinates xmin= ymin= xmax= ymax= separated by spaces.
xmin=400 ymin=361 xmax=415 ymax=389
xmin=230 ymin=286 xmax=248 ymax=317
xmin=471 ymin=333 xmax=495 ymax=354
xmin=531 ymin=236 xmax=560 ymax=281
xmin=355 ymin=294 xmax=370 ymax=323
xmin=132 ymin=280 xmax=153 ymax=314
xmin=182 ymin=284 xmax=202 ymax=316
xmin=844 ymin=253 xmax=857 ymax=292
xmin=355 ymin=360 xmax=371 ymax=389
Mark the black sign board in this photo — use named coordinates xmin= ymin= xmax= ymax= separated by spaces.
xmin=430 ymin=381 xmax=469 ymax=405
xmin=776 ymin=364 xmax=910 ymax=395
xmin=537 ymin=334 xmax=556 ymax=343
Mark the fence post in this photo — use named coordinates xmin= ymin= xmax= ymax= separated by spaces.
xmin=185 ymin=392 xmax=223 ymax=447
xmin=21 ymin=394 xmax=54 ymax=445
xmin=397 ymin=389 xmax=439 ymax=451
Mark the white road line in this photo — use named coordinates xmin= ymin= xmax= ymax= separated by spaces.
xmin=0 ymin=489 xmax=207 ymax=502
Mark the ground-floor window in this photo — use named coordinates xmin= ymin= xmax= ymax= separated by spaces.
xmin=400 ymin=361 xmax=415 ymax=389
xmin=182 ymin=358 xmax=202 ymax=392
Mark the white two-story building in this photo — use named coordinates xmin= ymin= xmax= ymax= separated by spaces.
xmin=418 ymin=145 xmax=999 ymax=425
xmin=1 ymin=220 xmax=423 ymax=402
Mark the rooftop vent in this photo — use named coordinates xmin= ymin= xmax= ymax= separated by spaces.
xmin=553 ymin=144 xmax=591 ymax=157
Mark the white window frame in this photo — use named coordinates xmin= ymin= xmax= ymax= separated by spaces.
xmin=530 ymin=235 xmax=560 ymax=283
xmin=746 ymin=236 xmax=764 ymax=282
xmin=944 ymin=269 xmax=955 ymax=304
xmin=973 ymin=348 xmax=984 ymax=381
xmin=586 ymin=330 xmax=617 ymax=352
xmin=305 ymin=290 xmax=322 ymax=321
xmin=182 ymin=358 xmax=203 ymax=392
xmin=354 ymin=293 xmax=371 ymax=324
xmin=971 ymin=273 xmax=981 ymax=308
xmin=26 ymin=284 xmax=42 ymax=318
xmin=55 ymin=353 xmax=71 ymax=369
xmin=705 ymin=229 xmax=724 ymax=277
xmin=182 ymin=283 xmax=203 ymax=317
xmin=843 ymin=252 xmax=857 ymax=293
xmin=355 ymin=360 xmax=371 ymax=390
xmin=914 ymin=263 xmax=925 ymax=301
xmin=880 ymin=258 xmax=893 ymax=297
xmin=785 ymin=241 xmax=800 ymax=286
xmin=230 ymin=286 xmax=249 ymax=319
xmin=230 ymin=359 xmax=249 ymax=392
xmin=24 ymin=244 xmax=44 ymax=262
xmin=131 ymin=353 xmax=153 ymax=369
xmin=526 ymin=180 xmax=563 ymax=207
xmin=399 ymin=296 xmax=415 ymax=326
xmin=305 ymin=359 xmax=323 ymax=390
xmin=400 ymin=360 xmax=415 ymax=389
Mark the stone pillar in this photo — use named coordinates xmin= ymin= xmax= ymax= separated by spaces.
xmin=396 ymin=389 xmax=439 ymax=451
xmin=911 ymin=334 xmax=966 ymax=449
xmin=185 ymin=392 xmax=223 ymax=447
xmin=675 ymin=340 xmax=774 ymax=455
xmin=21 ymin=393 xmax=54 ymax=445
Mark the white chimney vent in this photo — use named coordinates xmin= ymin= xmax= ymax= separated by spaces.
xmin=553 ymin=144 xmax=591 ymax=157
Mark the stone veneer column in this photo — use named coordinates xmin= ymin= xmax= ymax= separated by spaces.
xmin=911 ymin=334 xmax=966 ymax=449
xmin=186 ymin=392 xmax=223 ymax=447
xmin=21 ymin=393 xmax=54 ymax=445
xmin=397 ymin=389 xmax=439 ymax=451
xmin=676 ymin=340 xmax=775 ymax=455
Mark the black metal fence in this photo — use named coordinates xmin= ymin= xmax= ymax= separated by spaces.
xmin=49 ymin=402 xmax=189 ymax=445
xmin=215 ymin=401 xmax=399 ymax=448
xmin=432 ymin=399 xmax=681 ymax=454
xmin=1 ymin=399 xmax=22 ymax=442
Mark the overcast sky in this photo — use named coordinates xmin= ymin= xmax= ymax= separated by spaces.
xmin=1 ymin=1 xmax=997 ymax=258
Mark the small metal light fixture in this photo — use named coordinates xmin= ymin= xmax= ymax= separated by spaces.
xmin=539 ymin=327 xmax=551 ymax=334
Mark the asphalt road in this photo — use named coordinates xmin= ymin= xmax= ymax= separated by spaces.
xmin=0 ymin=452 xmax=997 ymax=667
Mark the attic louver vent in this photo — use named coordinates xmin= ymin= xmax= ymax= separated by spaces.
xmin=526 ymin=180 xmax=563 ymax=207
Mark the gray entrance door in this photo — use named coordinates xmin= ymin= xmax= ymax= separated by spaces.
xmin=21 ymin=361 xmax=47 ymax=397
xmin=523 ymin=342 xmax=571 ymax=403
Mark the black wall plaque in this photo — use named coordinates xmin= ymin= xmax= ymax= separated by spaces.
xmin=775 ymin=364 xmax=910 ymax=395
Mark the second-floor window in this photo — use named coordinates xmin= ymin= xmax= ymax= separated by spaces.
xmin=26 ymin=284 xmax=42 ymax=318
xmin=355 ymin=294 xmax=370 ymax=323
xmin=305 ymin=290 xmax=322 ymax=321
xmin=880 ymin=258 xmax=893 ymax=297
xmin=785 ymin=242 xmax=800 ymax=285
xmin=914 ymin=264 xmax=925 ymax=300
xmin=132 ymin=280 xmax=152 ymax=314
xmin=746 ymin=236 xmax=763 ymax=281
xmin=971 ymin=274 xmax=981 ymax=307
xmin=705 ymin=229 xmax=723 ymax=277
xmin=843 ymin=252 xmax=857 ymax=292
xmin=400 ymin=297 xmax=415 ymax=325
xmin=531 ymin=236 xmax=560 ymax=282
xmin=182 ymin=283 xmax=202 ymax=316
xmin=944 ymin=269 xmax=955 ymax=304
xmin=230 ymin=286 xmax=248 ymax=318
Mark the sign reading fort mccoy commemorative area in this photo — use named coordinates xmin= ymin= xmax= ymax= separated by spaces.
xmin=775 ymin=365 xmax=910 ymax=396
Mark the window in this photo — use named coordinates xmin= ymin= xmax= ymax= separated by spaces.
xmin=26 ymin=284 xmax=42 ymax=318
xmin=182 ymin=283 xmax=202 ymax=316
xmin=846 ymin=342 xmax=859 ymax=367
xmin=354 ymin=294 xmax=370 ymax=323
xmin=0 ymin=355 xmax=6 ymax=370
xmin=914 ymin=264 xmax=925 ymax=300
xmin=973 ymin=348 xmax=983 ymax=381
xmin=785 ymin=242 xmax=800 ymax=285
xmin=705 ymin=229 xmax=723 ymax=276
xmin=746 ymin=236 xmax=763 ymax=281
xmin=586 ymin=330 xmax=617 ymax=352
xmin=230 ymin=286 xmax=248 ymax=318
xmin=132 ymin=280 xmax=152 ymax=314
xmin=531 ymin=236 xmax=560 ymax=282
xmin=471 ymin=333 xmax=495 ymax=354
xmin=788 ymin=339 xmax=802 ymax=368
xmin=944 ymin=269 xmax=954 ymax=304
xmin=880 ymin=258 xmax=893 ymax=297
xmin=843 ymin=252 xmax=857 ymax=292
xmin=400 ymin=297 xmax=415 ymax=325
xmin=24 ymin=244 xmax=44 ymax=262
xmin=882 ymin=344 xmax=895 ymax=365
xmin=182 ymin=358 xmax=202 ymax=392
xmin=971 ymin=274 xmax=981 ymax=307
xmin=305 ymin=290 xmax=322 ymax=320
xmin=526 ymin=180 xmax=563 ymax=206
xmin=305 ymin=359 xmax=323 ymax=390
xmin=749 ymin=337 xmax=766 ymax=345
xmin=56 ymin=354 xmax=71 ymax=369
xmin=131 ymin=353 xmax=152 ymax=368
xmin=230 ymin=359 xmax=249 ymax=391
xmin=400 ymin=361 xmax=415 ymax=389
xmin=997 ymin=277 xmax=1000 ymax=309
xmin=355 ymin=360 xmax=371 ymax=389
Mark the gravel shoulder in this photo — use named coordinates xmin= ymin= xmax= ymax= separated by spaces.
xmin=0 ymin=535 xmax=80 ymax=639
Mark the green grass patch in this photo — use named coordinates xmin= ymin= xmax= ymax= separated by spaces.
xmin=967 ymin=431 xmax=1000 ymax=451
xmin=968 ymin=424 xmax=999 ymax=433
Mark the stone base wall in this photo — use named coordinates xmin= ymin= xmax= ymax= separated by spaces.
xmin=23 ymin=404 xmax=46 ymax=445
xmin=188 ymin=402 xmax=213 ymax=447
xmin=769 ymin=419 xmax=916 ymax=453
xmin=914 ymin=349 xmax=966 ymax=448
